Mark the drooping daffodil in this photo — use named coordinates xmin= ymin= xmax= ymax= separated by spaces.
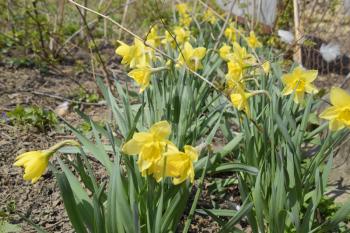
xmin=128 ymin=66 xmax=152 ymax=93
xmin=230 ymin=85 xmax=252 ymax=115
xmin=14 ymin=140 xmax=80 ymax=183
xmin=320 ymin=87 xmax=350 ymax=131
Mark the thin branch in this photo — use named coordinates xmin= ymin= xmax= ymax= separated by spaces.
xmin=74 ymin=5 xmax=113 ymax=90
xmin=31 ymin=90 xmax=106 ymax=106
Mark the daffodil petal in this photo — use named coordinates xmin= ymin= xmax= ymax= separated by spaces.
xmin=320 ymin=106 xmax=339 ymax=120
xmin=329 ymin=119 xmax=345 ymax=131
xmin=150 ymin=121 xmax=171 ymax=139
xmin=330 ymin=87 xmax=350 ymax=108
xmin=302 ymin=70 xmax=318 ymax=82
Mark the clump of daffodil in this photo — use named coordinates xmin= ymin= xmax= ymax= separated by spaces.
xmin=246 ymin=31 xmax=262 ymax=49
xmin=224 ymin=23 xmax=237 ymax=43
xmin=161 ymin=27 xmax=190 ymax=48
xmin=115 ymin=38 xmax=154 ymax=68
xmin=122 ymin=121 xmax=198 ymax=185
xmin=177 ymin=42 xmax=206 ymax=71
xmin=320 ymin=87 xmax=350 ymax=131
xmin=14 ymin=140 xmax=80 ymax=183
xmin=122 ymin=121 xmax=174 ymax=174
xmin=281 ymin=66 xmax=318 ymax=104
xmin=203 ymin=9 xmax=217 ymax=25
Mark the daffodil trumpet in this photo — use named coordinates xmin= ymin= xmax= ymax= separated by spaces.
xmin=14 ymin=140 xmax=80 ymax=184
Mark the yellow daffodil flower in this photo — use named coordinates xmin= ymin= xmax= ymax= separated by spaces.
xmin=128 ymin=66 xmax=152 ymax=93
xmin=115 ymin=39 xmax=153 ymax=68
xmin=231 ymin=42 xmax=256 ymax=65
xmin=174 ymin=27 xmax=190 ymax=44
xmin=226 ymin=60 xmax=244 ymax=86
xmin=219 ymin=43 xmax=233 ymax=61
xmin=122 ymin=121 xmax=174 ymax=173
xmin=14 ymin=150 xmax=51 ymax=184
xmin=179 ymin=14 xmax=192 ymax=27
xmin=281 ymin=66 xmax=318 ymax=104
xmin=246 ymin=31 xmax=262 ymax=49
xmin=230 ymin=86 xmax=252 ymax=114
xmin=14 ymin=140 xmax=80 ymax=183
xmin=224 ymin=23 xmax=237 ymax=43
xmin=146 ymin=26 xmax=161 ymax=47
xmin=161 ymin=27 xmax=190 ymax=48
xmin=166 ymin=145 xmax=198 ymax=185
xmin=262 ymin=61 xmax=271 ymax=74
xmin=151 ymin=145 xmax=198 ymax=185
xmin=320 ymin=87 xmax=350 ymax=131
xmin=203 ymin=10 xmax=217 ymax=25
xmin=177 ymin=42 xmax=206 ymax=71
xmin=176 ymin=3 xmax=189 ymax=15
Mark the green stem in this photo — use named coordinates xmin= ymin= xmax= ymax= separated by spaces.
xmin=182 ymin=152 xmax=210 ymax=233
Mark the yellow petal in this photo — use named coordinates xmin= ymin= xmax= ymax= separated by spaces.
xmin=302 ymin=70 xmax=318 ymax=83
xmin=320 ymin=106 xmax=339 ymax=120
xmin=329 ymin=119 xmax=345 ymax=131
xmin=281 ymin=73 xmax=295 ymax=86
xmin=184 ymin=145 xmax=198 ymax=162
xmin=150 ymin=121 xmax=171 ymax=139
xmin=122 ymin=132 xmax=153 ymax=155
xmin=115 ymin=41 xmax=130 ymax=57
xmin=193 ymin=47 xmax=206 ymax=59
xmin=305 ymin=83 xmax=318 ymax=94
xmin=330 ymin=87 xmax=350 ymax=108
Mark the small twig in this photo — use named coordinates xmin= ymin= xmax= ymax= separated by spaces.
xmin=119 ymin=0 xmax=131 ymax=40
xmin=75 ymin=5 xmax=113 ymax=90
xmin=31 ymin=90 xmax=106 ymax=106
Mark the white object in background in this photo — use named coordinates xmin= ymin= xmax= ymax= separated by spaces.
xmin=216 ymin=0 xmax=278 ymax=26
xmin=320 ymin=43 xmax=341 ymax=62
xmin=277 ymin=30 xmax=295 ymax=44
xmin=345 ymin=0 xmax=350 ymax=15
xmin=55 ymin=101 xmax=69 ymax=117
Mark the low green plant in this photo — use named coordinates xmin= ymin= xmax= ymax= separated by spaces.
xmin=6 ymin=105 xmax=58 ymax=131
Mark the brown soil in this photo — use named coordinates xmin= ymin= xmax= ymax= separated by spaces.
xmin=0 ymin=64 xmax=114 ymax=232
